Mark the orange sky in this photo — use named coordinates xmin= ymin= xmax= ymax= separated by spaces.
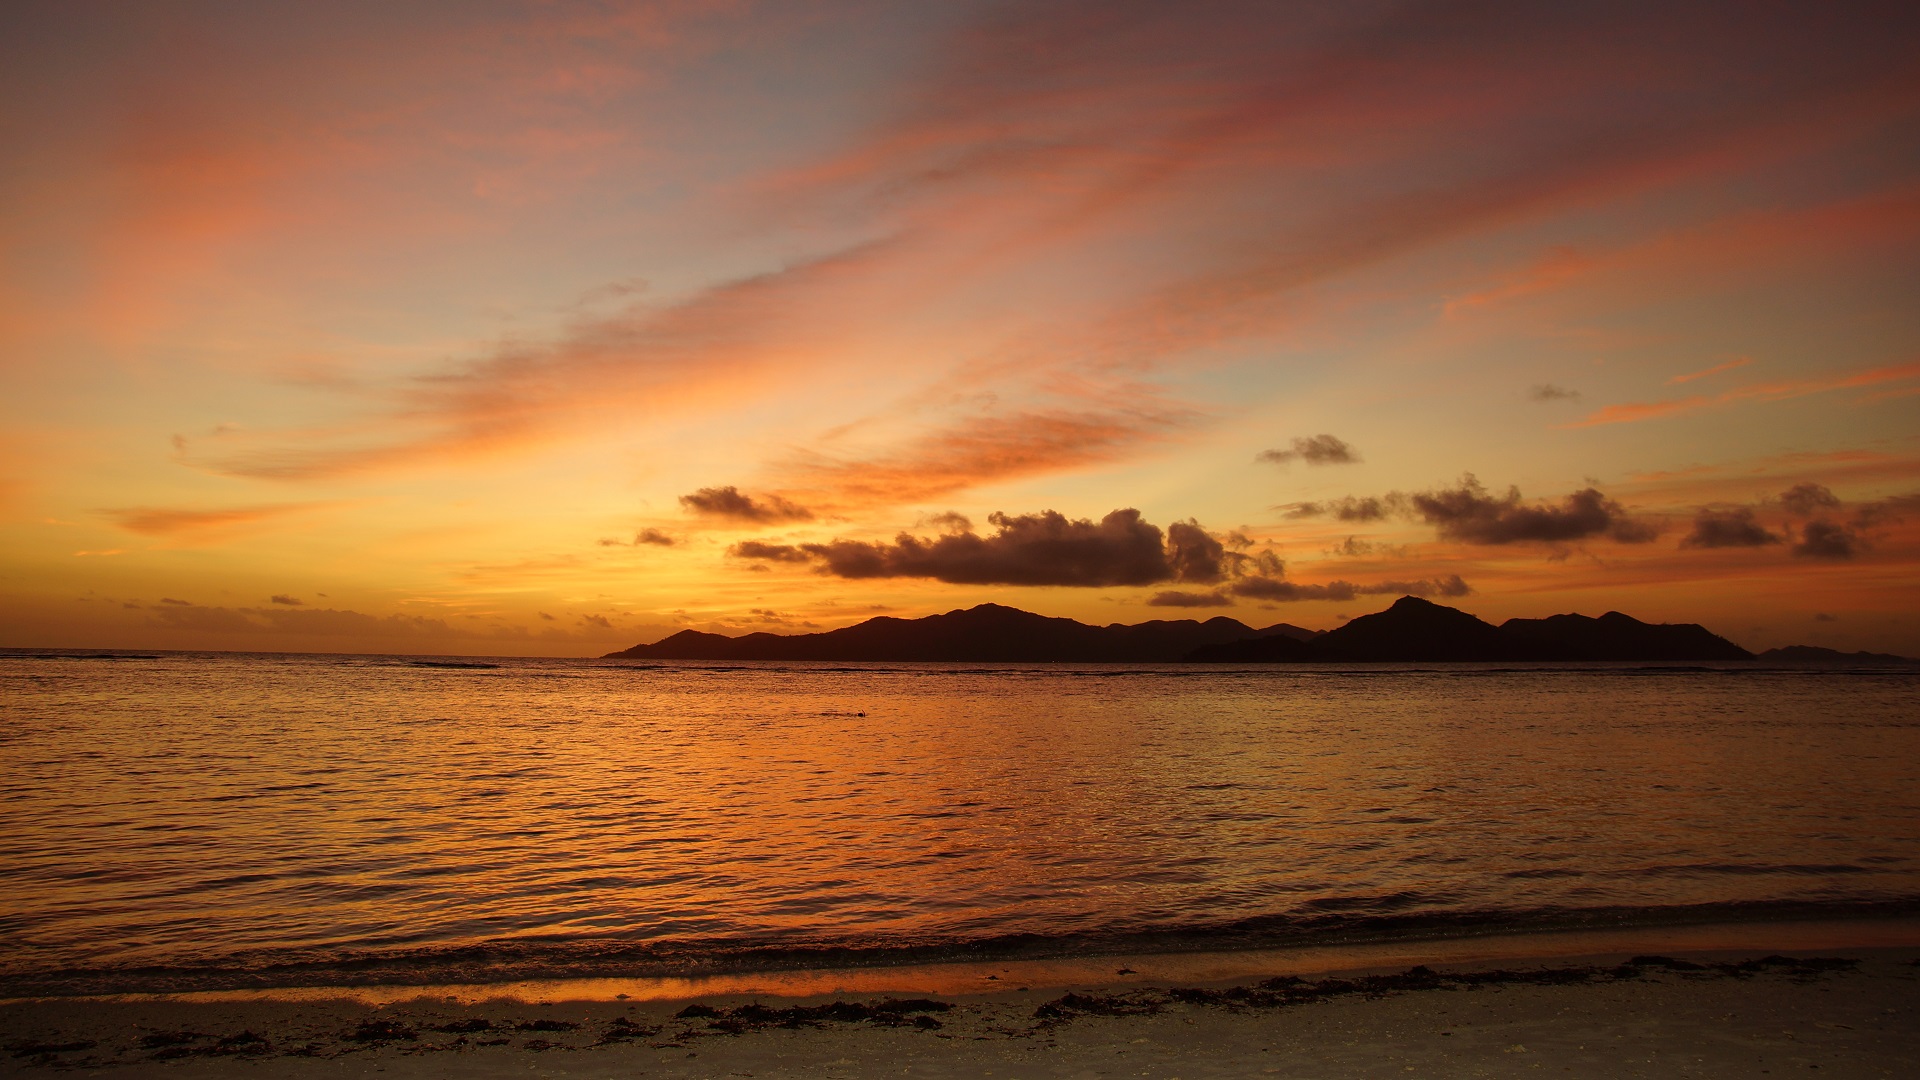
xmin=4 ymin=1 xmax=1918 ymax=656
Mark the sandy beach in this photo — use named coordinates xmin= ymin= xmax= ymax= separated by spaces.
xmin=6 ymin=935 xmax=1915 ymax=1078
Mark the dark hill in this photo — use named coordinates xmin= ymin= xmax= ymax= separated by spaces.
xmin=608 ymin=599 xmax=1758 ymax=664
xmin=1308 ymin=596 xmax=1515 ymax=662
xmin=1754 ymin=645 xmax=1916 ymax=665
xmin=1187 ymin=597 xmax=1751 ymax=663
xmin=1183 ymin=633 xmax=1317 ymax=663
xmin=1499 ymin=610 xmax=1752 ymax=662
xmin=604 ymin=603 xmax=1268 ymax=663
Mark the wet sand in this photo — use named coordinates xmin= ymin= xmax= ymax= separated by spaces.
xmin=4 ymin=943 xmax=1916 ymax=1078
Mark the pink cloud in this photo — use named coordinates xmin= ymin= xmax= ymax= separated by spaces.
xmin=1568 ymin=360 xmax=1920 ymax=429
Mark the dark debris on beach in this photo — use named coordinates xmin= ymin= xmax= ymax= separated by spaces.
xmin=673 ymin=996 xmax=953 ymax=1035
xmin=1030 ymin=954 xmax=1862 ymax=1024
xmin=0 ymin=954 xmax=1870 ymax=1069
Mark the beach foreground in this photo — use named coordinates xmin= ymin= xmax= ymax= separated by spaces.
xmin=5 ymin=946 xmax=1915 ymax=1079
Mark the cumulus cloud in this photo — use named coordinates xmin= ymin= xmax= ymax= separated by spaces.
xmin=1779 ymin=482 xmax=1841 ymax=516
xmin=1792 ymin=520 xmax=1861 ymax=560
xmin=730 ymin=506 xmax=1472 ymax=602
xmin=728 ymin=540 xmax=815 ymax=563
xmin=1285 ymin=476 xmax=1656 ymax=548
xmin=1853 ymin=492 xmax=1920 ymax=528
xmin=1227 ymin=573 xmax=1471 ymax=603
xmin=679 ymin=486 xmax=814 ymax=523
xmin=1680 ymin=508 xmax=1781 ymax=549
xmin=791 ymin=508 xmax=1177 ymax=586
xmin=1147 ymin=590 xmax=1234 ymax=607
xmin=1405 ymin=476 xmax=1657 ymax=545
xmin=1165 ymin=519 xmax=1230 ymax=584
xmin=1257 ymin=434 xmax=1359 ymax=466
xmin=1231 ymin=577 xmax=1359 ymax=601
xmin=1528 ymin=384 xmax=1581 ymax=402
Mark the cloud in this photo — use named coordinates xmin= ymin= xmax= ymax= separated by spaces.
xmin=269 ymin=594 xmax=304 ymax=606
xmin=1680 ymin=508 xmax=1781 ymax=548
xmin=1147 ymin=590 xmax=1234 ymax=608
xmin=779 ymin=404 xmax=1194 ymax=510
xmin=1281 ymin=496 xmax=1391 ymax=521
xmin=1668 ymin=356 xmax=1753 ymax=385
xmin=1151 ymin=574 xmax=1472 ymax=605
xmin=187 ymin=239 xmax=902 ymax=482
xmin=679 ymin=485 xmax=814 ymax=523
xmin=1792 ymin=520 xmax=1861 ymax=560
xmin=1404 ymin=476 xmax=1656 ymax=545
xmin=729 ymin=507 xmax=1391 ymax=591
xmin=1853 ymin=491 xmax=1920 ymax=527
xmin=788 ymin=508 xmax=1178 ymax=587
xmin=1227 ymin=573 xmax=1471 ymax=603
xmin=727 ymin=540 xmax=815 ymax=563
xmin=116 ymin=0 xmax=1919 ymax=519
xmin=1528 ymin=384 xmax=1581 ymax=402
xmin=602 ymin=528 xmax=678 ymax=547
xmin=1779 ymin=482 xmax=1841 ymax=516
xmin=1286 ymin=476 xmax=1657 ymax=546
xmin=105 ymin=503 xmax=327 ymax=535
xmin=1256 ymin=434 xmax=1358 ymax=467
xmin=1165 ymin=519 xmax=1231 ymax=584
xmin=1322 ymin=535 xmax=1409 ymax=558
xmin=1568 ymin=359 xmax=1920 ymax=428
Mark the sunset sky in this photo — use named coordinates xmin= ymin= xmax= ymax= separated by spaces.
xmin=4 ymin=1 xmax=1918 ymax=656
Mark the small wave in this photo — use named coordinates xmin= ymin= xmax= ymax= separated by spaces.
xmin=7 ymin=897 xmax=1916 ymax=999
xmin=405 ymin=661 xmax=502 ymax=670
xmin=0 ymin=652 xmax=162 ymax=661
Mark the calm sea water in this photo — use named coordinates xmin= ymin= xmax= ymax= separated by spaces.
xmin=2 ymin=651 xmax=1917 ymax=995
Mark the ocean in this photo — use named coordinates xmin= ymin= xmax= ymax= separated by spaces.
xmin=2 ymin=651 xmax=1917 ymax=997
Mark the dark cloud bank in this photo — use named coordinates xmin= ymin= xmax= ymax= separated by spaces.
xmin=1677 ymin=483 xmax=1912 ymax=561
xmin=680 ymin=486 xmax=813 ymax=523
xmin=731 ymin=507 xmax=1466 ymax=602
xmin=1286 ymin=474 xmax=1657 ymax=546
xmin=1257 ymin=434 xmax=1359 ymax=467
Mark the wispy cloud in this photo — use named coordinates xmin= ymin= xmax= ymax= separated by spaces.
xmin=104 ymin=503 xmax=330 ymax=536
xmin=1568 ymin=359 xmax=1920 ymax=428
xmin=778 ymin=403 xmax=1196 ymax=510
xmin=1528 ymin=384 xmax=1581 ymax=402
xmin=1667 ymin=356 xmax=1752 ymax=385
xmin=171 ymin=1 xmax=1920 ymax=502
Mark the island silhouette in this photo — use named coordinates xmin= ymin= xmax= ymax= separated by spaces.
xmin=604 ymin=596 xmax=1904 ymax=664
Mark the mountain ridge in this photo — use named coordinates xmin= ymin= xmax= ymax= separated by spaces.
xmin=597 ymin=598 xmax=1869 ymax=663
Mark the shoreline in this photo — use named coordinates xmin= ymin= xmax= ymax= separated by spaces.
xmin=4 ymin=934 xmax=1915 ymax=1077
xmin=8 ymin=914 xmax=1918 ymax=1008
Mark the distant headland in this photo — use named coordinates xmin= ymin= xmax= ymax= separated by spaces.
xmin=603 ymin=597 xmax=1914 ymax=664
